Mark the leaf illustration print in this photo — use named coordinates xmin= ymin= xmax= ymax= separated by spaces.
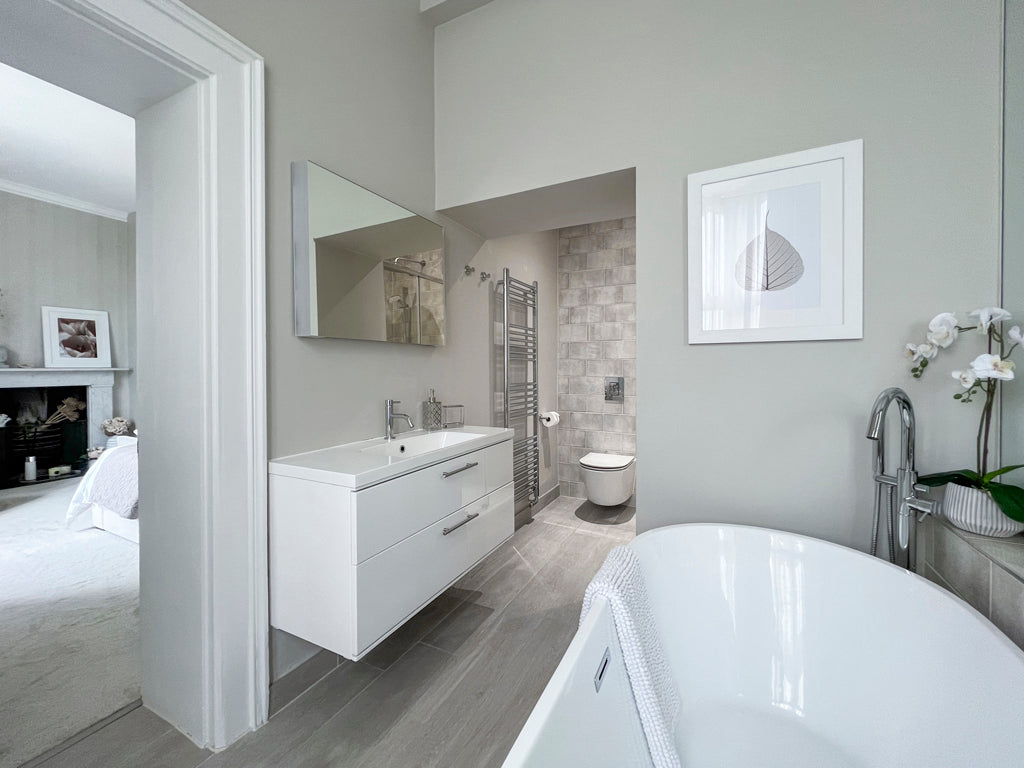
xmin=735 ymin=210 xmax=804 ymax=292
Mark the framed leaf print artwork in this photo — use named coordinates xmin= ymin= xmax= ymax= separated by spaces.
xmin=687 ymin=140 xmax=863 ymax=344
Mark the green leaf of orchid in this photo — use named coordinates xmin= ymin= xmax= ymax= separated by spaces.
xmin=982 ymin=464 xmax=1024 ymax=483
xmin=918 ymin=470 xmax=982 ymax=487
xmin=986 ymin=483 xmax=1024 ymax=523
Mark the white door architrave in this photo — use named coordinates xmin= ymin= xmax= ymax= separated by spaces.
xmin=17 ymin=0 xmax=270 ymax=749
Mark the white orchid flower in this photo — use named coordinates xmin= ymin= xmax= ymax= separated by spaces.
xmin=1009 ymin=325 xmax=1022 ymax=345
xmin=952 ymin=369 xmax=977 ymax=389
xmin=969 ymin=307 xmax=1012 ymax=333
xmin=916 ymin=342 xmax=938 ymax=360
xmin=905 ymin=341 xmax=937 ymax=362
xmin=970 ymin=353 xmax=1016 ymax=381
xmin=926 ymin=312 xmax=959 ymax=348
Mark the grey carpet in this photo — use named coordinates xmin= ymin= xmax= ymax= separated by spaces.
xmin=0 ymin=479 xmax=139 ymax=768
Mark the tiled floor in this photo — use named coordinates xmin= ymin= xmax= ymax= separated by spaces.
xmin=31 ymin=496 xmax=635 ymax=768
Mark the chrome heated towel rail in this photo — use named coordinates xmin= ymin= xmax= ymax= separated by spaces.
xmin=497 ymin=268 xmax=540 ymax=507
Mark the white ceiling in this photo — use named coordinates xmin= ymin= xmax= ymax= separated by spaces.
xmin=0 ymin=0 xmax=193 ymax=116
xmin=0 ymin=61 xmax=135 ymax=217
xmin=420 ymin=0 xmax=496 ymax=26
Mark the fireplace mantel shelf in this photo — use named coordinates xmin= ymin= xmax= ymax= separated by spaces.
xmin=0 ymin=368 xmax=130 ymax=373
xmin=0 ymin=368 xmax=130 ymax=446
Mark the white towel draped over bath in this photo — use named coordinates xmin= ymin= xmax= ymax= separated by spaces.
xmin=581 ymin=545 xmax=681 ymax=768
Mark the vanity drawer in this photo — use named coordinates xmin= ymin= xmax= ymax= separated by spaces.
xmin=353 ymin=482 xmax=514 ymax=655
xmin=352 ymin=440 xmax=510 ymax=563
xmin=481 ymin=438 xmax=513 ymax=494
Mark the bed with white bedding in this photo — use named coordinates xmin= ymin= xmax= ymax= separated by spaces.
xmin=66 ymin=436 xmax=139 ymax=543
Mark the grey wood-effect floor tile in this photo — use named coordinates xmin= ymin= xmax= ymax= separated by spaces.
xmin=284 ymin=643 xmax=454 ymax=768
xmin=132 ymin=726 xmax=211 ymax=768
xmin=38 ymin=706 xmax=203 ymax=768
xmin=199 ymin=660 xmax=381 ymax=768
xmin=453 ymin=521 xmax=574 ymax=613
xmin=420 ymin=599 xmax=495 ymax=653
xmin=423 ymin=520 xmax=581 ymax=651
xmin=359 ymin=590 xmax=464 ymax=671
xmin=535 ymin=497 xmax=636 ymax=540
xmin=36 ymin=513 xmax=633 ymax=768
xmin=349 ymin=529 xmax=621 ymax=768
xmin=269 ymin=649 xmax=340 ymax=716
xmin=573 ymin=500 xmax=636 ymax=531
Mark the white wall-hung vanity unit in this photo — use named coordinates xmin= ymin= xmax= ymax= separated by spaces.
xmin=268 ymin=426 xmax=514 ymax=660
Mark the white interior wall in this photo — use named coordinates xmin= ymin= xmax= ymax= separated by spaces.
xmin=434 ymin=0 xmax=1004 ymax=548
xmin=0 ymin=190 xmax=134 ymax=417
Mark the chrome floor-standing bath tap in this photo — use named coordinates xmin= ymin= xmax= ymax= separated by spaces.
xmin=866 ymin=387 xmax=935 ymax=568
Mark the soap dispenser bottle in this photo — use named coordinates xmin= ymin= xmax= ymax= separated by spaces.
xmin=423 ymin=388 xmax=442 ymax=431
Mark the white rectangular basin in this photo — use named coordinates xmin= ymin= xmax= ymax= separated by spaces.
xmin=360 ymin=430 xmax=481 ymax=457
xmin=268 ymin=425 xmax=514 ymax=489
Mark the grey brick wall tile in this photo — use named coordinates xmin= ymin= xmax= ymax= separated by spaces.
xmin=589 ymin=322 xmax=624 ymax=341
xmin=604 ymin=229 xmax=635 ymax=249
xmin=570 ymin=305 xmax=604 ymax=324
xmin=586 ymin=249 xmax=623 ymax=270
xmin=556 ymin=219 xmax=638 ymax=493
xmin=586 ymin=359 xmax=621 ymax=377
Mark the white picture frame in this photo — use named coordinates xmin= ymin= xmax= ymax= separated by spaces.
xmin=41 ymin=306 xmax=112 ymax=368
xmin=687 ymin=139 xmax=863 ymax=344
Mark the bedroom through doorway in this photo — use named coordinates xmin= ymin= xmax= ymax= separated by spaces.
xmin=0 ymin=60 xmax=140 ymax=768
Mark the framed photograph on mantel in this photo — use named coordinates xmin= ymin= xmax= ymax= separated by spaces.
xmin=687 ymin=139 xmax=863 ymax=344
xmin=41 ymin=306 xmax=112 ymax=368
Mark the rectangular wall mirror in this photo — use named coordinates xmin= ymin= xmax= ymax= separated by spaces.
xmin=292 ymin=161 xmax=445 ymax=345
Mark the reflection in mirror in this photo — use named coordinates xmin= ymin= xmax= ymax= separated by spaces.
xmin=1003 ymin=1 xmax=1023 ymax=478
xmin=292 ymin=161 xmax=445 ymax=345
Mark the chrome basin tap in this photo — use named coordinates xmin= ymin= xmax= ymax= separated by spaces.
xmin=385 ymin=399 xmax=414 ymax=440
xmin=866 ymin=387 xmax=935 ymax=567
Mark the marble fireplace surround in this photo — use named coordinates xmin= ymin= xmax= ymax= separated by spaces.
xmin=0 ymin=368 xmax=128 ymax=448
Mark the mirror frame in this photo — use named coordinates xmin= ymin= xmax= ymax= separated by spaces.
xmin=1001 ymin=0 xmax=1023 ymax=472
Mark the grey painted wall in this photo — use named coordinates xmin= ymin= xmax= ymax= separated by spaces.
xmin=435 ymin=0 xmax=1004 ymax=548
xmin=0 ymin=191 xmax=134 ymax=418
xmin=182 ymin=0 xmax=558 ymax=680
xmin=181 ymin=0 xmax=507 ymax=454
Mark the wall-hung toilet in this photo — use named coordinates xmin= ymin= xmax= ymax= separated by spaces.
xmin=578 ymin=452 xmax=636 ymax=506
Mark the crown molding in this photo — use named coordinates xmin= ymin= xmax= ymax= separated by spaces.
xmin=0 ymin=178 xmax=130 ymax=221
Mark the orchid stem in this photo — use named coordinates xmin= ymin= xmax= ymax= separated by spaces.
xmin=981 ymin=382 xmax=996 ymax=477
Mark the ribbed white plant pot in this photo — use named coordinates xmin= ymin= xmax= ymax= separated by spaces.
xmin=943 ymin=483 xmax=1024 ymax=538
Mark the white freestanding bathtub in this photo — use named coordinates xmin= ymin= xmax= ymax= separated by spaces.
xmin=504 ymin=524 xmax=1024 ymax=767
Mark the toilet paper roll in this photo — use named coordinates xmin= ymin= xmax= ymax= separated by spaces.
xmin=539 ymin=411 xmax=560 ymax=427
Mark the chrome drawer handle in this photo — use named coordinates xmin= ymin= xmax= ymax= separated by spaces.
xmin=443 ymin=512 xmax=479 ymax=535
xmin=442 ymin=461 xmax=478 ymax=478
